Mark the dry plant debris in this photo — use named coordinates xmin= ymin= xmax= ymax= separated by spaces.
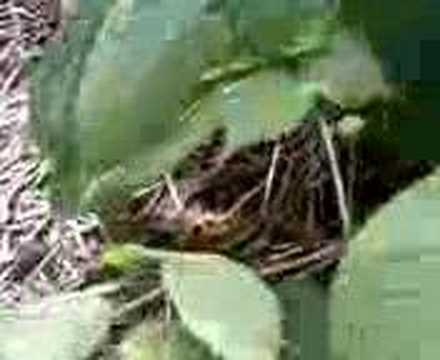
xmin=125 ymin=99 xmax=348 ymax=283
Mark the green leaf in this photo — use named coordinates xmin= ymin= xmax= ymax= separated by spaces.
xmin=77 ymin=0 xmax=236 ymax=182
xmin=103 ymin=244 xmax=283 ymax=359
xmin=79 ymin=114 xmax=217 ymax=214
xmin=33 ymin=0 xmax=394 ymax=222
xmin=0 ymin=284 xmax=116 ymax=360
xmin=279 ymin=15 xmax=337 ymax=60
xmin=329 ymin=168 xmax=440 ymax=360
xmin=137 ymin=248 xmax=283 ymax=360
xmin=30 ymin=0 xmax=116 ymax=213
xmin=275 ymin=277 xmax=331 ymax=360
xmin=223 ymin=0 xmax=338 ymax=58
xmin=32 ymin=0 xmax=236 ymax=213
xmin=119 ymin=319 xmax=216 ymax=360
xmin=102 ymin=243 xmax=152 ymax=272
xmin=78 ymin=0 xmax=202 ymax=168
xmin=302 ymin=31 xmax=392 ymax=108
xmin=195 ymin=69 xmax=321 ymax=150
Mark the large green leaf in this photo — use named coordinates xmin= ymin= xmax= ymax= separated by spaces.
xmin=30 ymin=0 xmax=116 ymax=213
xmin=75 ymin=0 xmax=338 ymax=212
xmin=160 ymin=251 xmax=282 ymax=360
xmin=329 ymin=168 xmax=440 ymax=360
xmin=275 ymin=277 xmax=331 ymax=360
xmin=32 ymin=0 xmax=395 ymax=219
xmin=106 ymin=245 xmax=283 ymax=360
xmin=32 ymin=0 xmax=236 ymax=213
xmin=222 ymin=0 xmax=338 ymax=58
xmin=302 ymin=31 xmax=392 ymax=108
xmin=77 ymin=0 xmax=241 ymax=188
xmin=0 ymin=284 xmax=116 ymax=360
xmin=119 ymin=319 xmax=216 ymax=360
xmin=193 ymin=69 xmax=320 ymax=150
xmin=77 ymin=0 xmax=218 ymax=173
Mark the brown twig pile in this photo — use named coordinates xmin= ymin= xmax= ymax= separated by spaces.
xmin=124 ymin=99 xmax=347 ymax=283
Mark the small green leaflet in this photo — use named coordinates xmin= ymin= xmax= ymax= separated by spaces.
xmin=102 ymin=243 xmax=152 ymax=272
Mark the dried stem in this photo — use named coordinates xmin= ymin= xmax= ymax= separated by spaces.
xmin=163 ymin=173 xmax=184 ymax=212
xmin=113 ymin=286 xmax=165 ymax=319
xmin=262 ymin=142 xmax=281 ymax=212
xmin=319 ymin=120 xmax=350 ymax=236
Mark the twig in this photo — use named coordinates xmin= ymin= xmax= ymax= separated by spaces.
xmin=22 ymin=240 xmax=61 ymax=285
xmin=272 ymin=156 xmax=295 ymax=210
xmin=224 ymin=182 xmax=264 ymax=218
xmin=0 ymin=236 xmax=13 ymax=265
xmin=113 ymin=286 xmax=164 ymax=319
xmin=163 ymin=173 xmax=184 ymax=212
xmin=0 ymin=219 xmax=60 ymax=293
xmin=319 ymin=119 xmax=350 ymax=237
xmin=265 ymin=245 xmax=303 ymax=263
xmin=347 ymin=140 xmax=356 ymax=221
xmin=131 ymin=180 xmax=163 ymax=202
xmin=260 ymin=241 xmax=344 ymax=279
xmin=0 ymin=265 xmax=15 ymax=292
xmin=262 ymin=143 xmax=281 ymax=212
xmin=163 ymin=285 xmax=173 ymax=360
xmin=132 ymin=185 xmax=165 ymax=222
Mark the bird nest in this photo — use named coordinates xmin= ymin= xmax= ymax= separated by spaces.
xmin=123 ymin=99 xmax=348 ymax=283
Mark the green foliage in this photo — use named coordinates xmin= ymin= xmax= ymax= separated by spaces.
xmin=0 ymin=284 xmax=117 ymax=360
xmin=104 ymin=246 xmax=282 ymax=360
xmin=102 ymin=243 xmax=153 ymax=273
xmin=302 ymin=31 xmax=392 ymax=108
xmin=338 ymin=0 xmax=440 ymax=161
xmin=329 ymin=167 xmax=440 ymax=360
xmin=13 ymin=157 xmax=440 ymax=360
xmin=27 ymin=2 xmax=418 ymax=359
xmin=275 ymin=277 xmax=331 ymax=360
xmin=21 ymin=1 xmax=440 ymax=360
xmin=195 ymin=69 xmax=321 ymax=150
xmin=159 ymin=251 xmax=282 ymax=360
xmin=77 ymin=0 xmax=224 ymax=176
xmin=77 ymin=0 xmax=335 ymax=211
xmin=222 ymin=0 xmax=338 ymax=58
xmin=119 ymin=320 xmax=216 ymax=360
xmin=30 ymin=0 xmax=116 ymax=213
xmin=31 ymin=0 xmax=393 ymax=218
xmin=29 ymin=2 xmax=257 ymax=211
